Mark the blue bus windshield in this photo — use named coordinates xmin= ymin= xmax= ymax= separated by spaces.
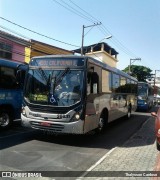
xmin=138 ymin=84 xmax=148 ymax=99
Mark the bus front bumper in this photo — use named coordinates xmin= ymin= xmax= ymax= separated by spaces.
xmin=21 ymin=114 xmax=84 ymax=134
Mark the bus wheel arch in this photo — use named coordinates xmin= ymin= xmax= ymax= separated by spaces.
xmin=0 ymin=105 xmax=14 ymax=129
xmin=96 ymin=108 xmax=108 ymax=133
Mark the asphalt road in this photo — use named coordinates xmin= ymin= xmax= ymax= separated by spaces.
xmin=0 ymin=110 xmax=154 ymax=178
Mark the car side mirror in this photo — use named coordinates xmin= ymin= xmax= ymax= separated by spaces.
xmin=151 ymin=112 xmax=157 ymax=118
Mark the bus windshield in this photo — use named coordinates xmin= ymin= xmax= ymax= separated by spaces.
xmin=138 ymin=84 xmax=148 ymax=99
xmin=24 ymin=68 xmax=83 ymax=106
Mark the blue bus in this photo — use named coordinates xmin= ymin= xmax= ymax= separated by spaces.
xmin=0 ymin=58 xmax=27 ymax=129
xmin=137 ymin=82 xmax=154 ymax=111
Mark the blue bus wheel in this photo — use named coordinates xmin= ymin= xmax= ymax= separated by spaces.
xmin=0 ymin=111 xmax=11 ymax=129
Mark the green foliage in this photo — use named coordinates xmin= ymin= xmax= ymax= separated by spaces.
xmin=122 ymin=65 xmax=152 ymax=82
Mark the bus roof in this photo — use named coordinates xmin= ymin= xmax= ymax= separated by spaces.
xmin=0 ymin=58 xmax=27 ymax=69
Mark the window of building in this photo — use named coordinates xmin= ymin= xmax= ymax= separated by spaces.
xmin=0 ymin=42 xmax=12 ymax=59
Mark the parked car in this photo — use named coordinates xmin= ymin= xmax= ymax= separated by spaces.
xmin=151 ymin=109 xmax=160 ymax=151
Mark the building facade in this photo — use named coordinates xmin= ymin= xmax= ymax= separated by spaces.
xmin=0 ymin=30 xmax=73 ymax=64
xmin=25 ymin=39 xmax=73 ymax=63
xmin=74 ymin=42 xmax=118 ymax=68
xmin=0 ymin=30 xmax=30 ymax=63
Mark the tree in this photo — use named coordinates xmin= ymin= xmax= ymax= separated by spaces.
xmin=122 ymin=65 xmax=153 ymax=82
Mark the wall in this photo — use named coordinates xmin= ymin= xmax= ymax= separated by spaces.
xmin=0 ymin=37 xmax=25 ymax=63
xmin=86 ymin=51 xmax=118 ymax=67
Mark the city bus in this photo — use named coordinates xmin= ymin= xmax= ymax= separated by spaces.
xmin=21 ymin=55 xmax=138 ymax=134
xmin=0 ymin=58 xmax=26 ymax=129
xmin=137 ymin=82 xmax=154 ymax=111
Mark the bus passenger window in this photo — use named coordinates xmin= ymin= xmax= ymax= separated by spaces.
xmin=87 ymin=72 xmax=91 ymax=95
xmin=87 ymin=72 xmax=99 ymax=94
xmin=91 ymin=72 xmax=99 ymax=94
xmin=112 ymin=73 xmax=120 ymax=93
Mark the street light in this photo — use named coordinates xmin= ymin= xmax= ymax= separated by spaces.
xmin=90 ymin=35 xmax=112 ymax=51
xmin=129 ymin=58 xmax=141 ymax=74
xmin=103 ymin=35 xmax=112 ymax=40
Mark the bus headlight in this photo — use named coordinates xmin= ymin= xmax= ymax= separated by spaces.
xmin=70 ymin=112 xmax=81 ymax=122
xmin=138 ymin=96 xmax=142 ymax=100
xmin=75 ymin=113 xmax=80 ymax=120
xmin=22 ymin=107 xmax=26 ymax=116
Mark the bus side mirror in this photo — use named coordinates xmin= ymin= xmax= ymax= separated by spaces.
xmin=16 ymin=70 xmax=21 ymax=84
xmin=16 ymin=70 xmax=25 ymax=88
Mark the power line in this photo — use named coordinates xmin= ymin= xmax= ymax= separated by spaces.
xmin=0 ymin=35 xmax=71 ymax=59
xmin=53 ymin=0 xmax=140 ymax=58
xmin=68 ymin=0 xmax=100 ymax=23
xmin=0 ymin=27 xmax=72 ymax=55
xmin=0 ymin=16 xmax=79 ymax=48
xmin=97 ymin=25 xmax=139 ymax=58
xmin=0 ymin=25 xmax=30 ymax=40
xmin=52 ymin=0 xmax=96 ymax=23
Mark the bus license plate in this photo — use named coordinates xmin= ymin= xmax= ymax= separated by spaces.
xmin=40 ymin=122 xmax=51 ymax=126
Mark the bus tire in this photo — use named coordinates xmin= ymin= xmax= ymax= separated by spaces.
xmin=156 ymin=140 xmax=160 ymax=151
xmin=0 ymin=110 xmax=12 ymax=129
xmin=96 ymin=110 xmax=108 ymax=133
xmin=127 ymin=106 xmax=131 ymax=119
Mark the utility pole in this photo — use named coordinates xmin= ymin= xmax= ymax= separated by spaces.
xmin=81 ymin=22 xmax=101 ymax=56
xmin=129 ymin=58 xmax=141 ymax=74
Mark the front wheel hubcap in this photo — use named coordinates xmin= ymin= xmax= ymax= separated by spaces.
xmin=98 ymin=117 xmax=104 ymax=131
xmin=0 ymin=113 xmax=10 ymax=127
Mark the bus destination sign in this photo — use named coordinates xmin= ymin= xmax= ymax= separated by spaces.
xmin=32 ymin=58 xmax=84 ymax=67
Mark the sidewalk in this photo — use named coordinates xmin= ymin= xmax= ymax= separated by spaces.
xmin=80 ymin=116 xmax=160 ymax=180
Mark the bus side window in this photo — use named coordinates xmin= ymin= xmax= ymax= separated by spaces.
xmin=87 ymin=72 xmax=99 ymax=95
xmin=87 ymin=72 xmax=91 ymax=95
xmin=91 ymin=72 xmax=99 ymax=94
xmin=0 ymin=67 xmax=18 ymax=89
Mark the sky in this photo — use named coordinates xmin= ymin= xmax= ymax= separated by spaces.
xmin=0 ymin=0 xmax=160 ymax=75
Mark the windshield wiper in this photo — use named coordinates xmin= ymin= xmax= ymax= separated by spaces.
xmin=53 ymin=67 xmax=70 ymax=88
xmin=38 ymin=67 xmax=48 ymax=82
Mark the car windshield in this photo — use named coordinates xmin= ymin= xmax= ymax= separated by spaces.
xmin=24 ymin=68 xmax=83 ymax=106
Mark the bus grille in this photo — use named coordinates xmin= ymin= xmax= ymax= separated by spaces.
xmin=28 ymin=104 xmax=70 ymax=114
xmin=30 ymin=121 xmax=64 ymax=132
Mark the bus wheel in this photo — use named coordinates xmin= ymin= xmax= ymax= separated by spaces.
xmin=0 ymin=111 xmax=12 ymax=129
xmin=96 ymin=114 xmax=107 ymax=133
xmin=156 ymin=140 xmax=160 ymax=151
xmin=127 ymin=107 xmax=131 ymax=119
